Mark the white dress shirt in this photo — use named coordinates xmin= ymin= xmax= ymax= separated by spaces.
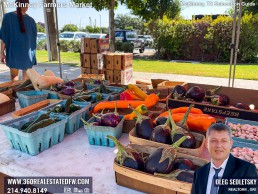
xmin=206 ymin=156 xmax=229 ymax=194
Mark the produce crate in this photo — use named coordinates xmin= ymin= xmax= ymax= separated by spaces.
xmin=12 ymin=85 xmax=34 ymax=98
xmin=148 ymin=102 xmax=166 ymax=117
xmin=157 ymin=81 xmax=187 ymax=93
xmin=114 ymin=144 xmax=208 ymax=194
xmin=17 ymin=90 xmax=48 ymax=108
xmin=84 ymin=116 xmax=124 ymax=147
xmin=167 ymin=82 xmax=258 ymax=122
xmin=93 ymin=103 xmax=163 ymax=133
xmin=0 ymin=80 xmax=24 ymax=89
xmin=85 ymin=84 xmax=123 ymax=100
xmin=225 ymin=117 xmax=258 ymax=145
xmin=232 ymin=139 xmax=258 ymax=150
xmin=40 ymin=100 xmax=91 ymax=134
xmin=129 ymin=128 xmax=205 ymax=157
xmin=12 ymin=99 xmax=61 ymax=118
xmin=0 ymin=98 xmax=16 ymax=116
xmin=0 ymin=112 xmax=67 ymax=156
xmin=77 ymin=74 xmax=105 ymax=80
xmin=42 ymin=89 xmax=59 ymax=99
xmin=2 ymin=89 xmax=13 ymax=98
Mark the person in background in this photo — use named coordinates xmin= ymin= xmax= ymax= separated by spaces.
xmin=0 ymin=0 xmax=37 ymax=81
xmin=191 ymin=123 xmax=257 ymax=194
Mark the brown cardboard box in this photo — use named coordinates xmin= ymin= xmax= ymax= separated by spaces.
xmin=113 ymin=53 xmax=133 ymax=70
xmin=90 ymin=38 xmax=109 ymax=54
xmin=167 ymin=83 xmax=258 ymax=121
xmin=91 ymin=69 xmax=99 ymax=74
xmin=105 ymin=70 xmax=114 ymax=83
xmin=81 ymin=54 xmax=91 ymax=68
xmin=91 ymin=54 xmax=104 ymax=69
xmin=81 ymin=67 xmax=91 ymax=74
xmin=114 ymin=68 xmax=133 ymax=85
xmin=104 ymin=53 xmax=114 ymax=70
xmin=81 ymin=38 xmax=91 ymax=53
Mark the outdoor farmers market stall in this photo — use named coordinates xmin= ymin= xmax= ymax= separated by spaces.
xmin=0 ymin=38 xmax=258 ymax=194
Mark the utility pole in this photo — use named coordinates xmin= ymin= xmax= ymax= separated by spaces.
xmin=43 ymin=0 xmax=58 ymax=61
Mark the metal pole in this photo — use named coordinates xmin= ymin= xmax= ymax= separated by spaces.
xmin=43 ymin=0 xmax=52 ymax=61
xmin=232 ymin=0 xmax=242 ymax=87
xmin=228 ymin=0 xmax=237 ymax=87
xmin=99 ymin=14 xmax=102 ymax=33
xmin=54 ymin=0 xmax=62 ymax=78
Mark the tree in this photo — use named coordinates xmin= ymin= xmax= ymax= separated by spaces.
xmin=127 ymin=0 xmax=181 ymax=21
xmin=61 ymin=24 xmax=78 ymax=32
xmin=73 ymin=0 xmax=120 ymax=51
xmin=84 ymin=25 xmax=101 ymax=33
xmin=242 ymin=0 xmax=258 ymax=15
xmin=37 ymin=23 xmax=45 ymax=33
xmin=115 ymin=14 xmax=145 ymax=32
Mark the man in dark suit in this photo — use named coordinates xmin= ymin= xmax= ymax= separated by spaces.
xmin=191 ymin=123 xmax=257 ymax=194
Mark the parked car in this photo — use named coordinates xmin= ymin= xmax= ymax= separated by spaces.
xmin=37 ymin=32 xmax=46 ymax=40
xmin=115 ymin=30 xmax=145 ymax=53
xmin=59 ymin=31 xmax=89 ymax=41
xmin=143 ymin=35 xmax=154 ymax=47
xmin=138 ymin=35 xmax=148 ymax=46
xmin=89 ymin=33 xmax=107 ymax=39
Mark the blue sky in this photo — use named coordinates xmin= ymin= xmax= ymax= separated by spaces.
xmin=4 ymin=0 xmax=232 ymax=28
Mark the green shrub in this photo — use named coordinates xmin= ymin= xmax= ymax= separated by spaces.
xmin=59 ymin=40 xmax=70 ymax=52
xmin=115 ymin=41 xmax=123 ymax=52
xmin=37 ymin=39 xmax=46 ymax=50
xmin=239 ymin=13 xmax=258 ymax=62
xmin=147 ymin=14 xmax=258 ymax=62
xmin=121 ymin=42 xmax=134 ymax=53
xmin=69 ymin=40 xmax=81 ymax=53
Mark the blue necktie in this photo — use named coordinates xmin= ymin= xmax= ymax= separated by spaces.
xmin=210 ymin=167 xmax=222 ymax=194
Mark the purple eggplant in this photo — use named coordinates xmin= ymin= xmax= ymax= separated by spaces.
xmin=211 ymin=94 xmax=230 ymax=106
xmin=144 ymin=136 xmax=189 ymax=174
xmin=172 ymin=85 xmax=186 ymax=100
xmin=107 ymin=136 xmax=144 ymax=170
xmin=62 ymin=87 xmax=75 ymax=96
xmin=156 ymin=117 xmax=169 ymax=126
xmin=170 ymin=105 xmax=197 ymax=149
xmin=94 ymin=112 xmax=121 ymax=127
xmin=205 ymin=86 xmax=222 ymax=102
xmin=94 ymin=80 xmax=102 ymax=84
xmin=155 ymin=169 xmax=195 ymax=183
xmin=131 ymin=107 xmax=154 ymax=140
xmin=65 ymin=81 xmax=75 ymax=87
xmin=234 ymin=103 xmax=250 ymax=110
xmin=55 ymin=82 xmax=63 ymax=91
xmin=150 ymin=112 xmax=172 ymax=144
xmin=186 ymin=86 xmax=205 ymax=102
xmin=173 ymin=158 xmax=195 ymax=170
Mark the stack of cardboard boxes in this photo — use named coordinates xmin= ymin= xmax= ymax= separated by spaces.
xmin=103 ymin=53 xmax=133 ymax=85
xmin=80 ymin=38 xmax=109 ymax=75
xmin=80 ymin=38 xmax=133 ymax=84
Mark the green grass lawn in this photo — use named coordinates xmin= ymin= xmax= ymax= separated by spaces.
xmin=36 ymin=50 xmax=258 ymax=80
xmin=37 ymin=50 xmax=80 ymax=65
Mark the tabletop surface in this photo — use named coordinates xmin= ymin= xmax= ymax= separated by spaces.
xmin=0 ymin=105 xmax=143 ymax=194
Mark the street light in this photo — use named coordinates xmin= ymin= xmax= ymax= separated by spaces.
xmin=99 ymin=14 xmax=102 ymax=33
